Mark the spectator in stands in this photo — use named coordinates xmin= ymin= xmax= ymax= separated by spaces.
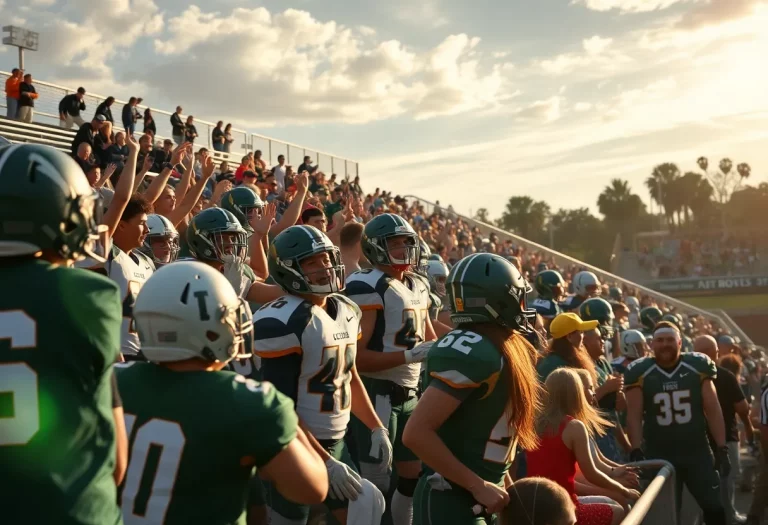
xmin=223 ymin=123 xmax=234 ymax=153
xmin=107 ymin=132 xmax=129 ymax=167
xmin=132 ymin=98 xmax=143 ymax=130
xmin=93 ymin=121 xmax=114 ymax=169
xmin=301 ymin=206 xmax=327 ymax=231
xmin=71 ymin=114 xmax=105 ymax=156
xmin=184 ymin=116 xmax=198 ymax=144
xmin=73 ymin=142 xmax=95 ymax=166
xmin=151 ymin=139 xmax=174 ymax=173
xmin=122 ymin=97 xmax=138 ymax=136
xmin=143 ymin=108 xmax=156 ymax=137
xmin=537 ymin=313 xmax=599 ymax=381
xmin=58 ymin=87 xmax=87 ymax=129
xmin=17 ymin=74 xmax=38 ymax=123
xmin=137 ymin=134 xmax=155 ymax=174
xmin=324 ymin=186 xmax=344 ymax=221
xmin=234 ymin=156 xmax=251 ymax=184
xmin=297 ymin=155 xmax=316 ymax=175
xmin=350 ymin=175 xmax=363 ymax=196
xmin=95 ymin=96 xmax=115 ymax=124
xmin=4 ymin=68 xmax=22 ymax=119
xmin=272 ymin=154 xmax=287 ymax=191
xmin=339 ymin=222 xmax=364 ymax=272
xmin=170 ymin=106 xmax=185 ymax=145
xmin=253 ymin=149 xmax=266 ymax=171
xmin=212 ymin=121 xmax=225 ymax=152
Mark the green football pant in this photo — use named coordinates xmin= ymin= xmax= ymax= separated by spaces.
xmin=650 ymin=449 xmax=723 ymax=513
xmin=264 ymin=438 xmax=356 ymax=522
xmin=413 ymin=473 xmax=495 ymax=525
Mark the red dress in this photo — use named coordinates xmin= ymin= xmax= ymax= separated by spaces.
xmin=526 ymin=416 xmax=615 ymax=525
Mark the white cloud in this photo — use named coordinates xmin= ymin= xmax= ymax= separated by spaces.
xmin=574 ymin=102 xmax=593 ymax=111
xmin=571 ymin=0 xmax=694 ymax=13
xmin=515 ymin=96 xmax=562 ymax=123
xmin=391 ymin=0 xmax=449 ymax=29
xmin=583 ymin=35 xmax=613 ymax=55
xmin=145 ymin=7 xmax=510 ymax=125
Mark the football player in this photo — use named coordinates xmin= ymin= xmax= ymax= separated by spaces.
xmin=0 ymin=144 xmax=125 ymax=524
xmin=662 ymin=313 xmax=694 ymax=353
xmin=402 ymin=253 xmax=542 ymax=524
xmin=611 ymin=330 xmax=648 ymax=375
xmin=345 ymin=213 xmax=439 ymax=525
xmin=426 ymin=258 xmax=452 ymax=329
xmin=254 ymin=225 xmax=390 ymax=525
xmin=185 ymin=207 xmax=282 ymax=305
xmin=116 ymin=261 xmax=328 ymax=525
xmin=624 ymin=321 xmax=729 ymax=525
xmin=532 ymin=269 xmax=565 ymax=330
xmin=560 ymin=270 xmax=600 ymax=312
xmin=639 ymin=306 xmax=663 ymax=342
xmin=138 ymin=214 xmax=180 ymax=268
xmin=220 ymin=186 xmax=270 ymax=280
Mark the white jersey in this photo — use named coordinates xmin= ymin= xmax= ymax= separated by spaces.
xmin=253 ymin=294 xmax=361 ymax=440
xmin=345 ymin=268 xmax=430 ymax=389
xmin=107 ymin=246 xmax=155 ymax=356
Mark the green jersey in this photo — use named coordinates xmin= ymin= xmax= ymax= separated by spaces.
xmin=115 ymin=363 xmax=297 ymax=525
xmin=424 ymin=329 xmax=513 ymax=485
xmin=624 ymin=352 xmax=716 ymax=455
xmin=0 ymin=259 xmax=123 ymax=525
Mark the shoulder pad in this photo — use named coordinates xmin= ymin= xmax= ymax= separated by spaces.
xmin=333 ymin=294 xmax=362 ymax=320
xmin=683 ymin=352 xmax=717 ymax=377
xmin=345 ymin=268 xmax=384 ymax=287
xmin=623 ymin=356 xmax=655 ymax=387
xmin=429 ymin=330 xmax=502 ymax=388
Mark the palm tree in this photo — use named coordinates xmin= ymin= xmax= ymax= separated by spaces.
xmin=597 ymin=178 xmax=645 ymax=224
xmin=646 ymin=163 xmax=682 ymax=227
xmin=678 ymin=172 xmax=714 ymax=223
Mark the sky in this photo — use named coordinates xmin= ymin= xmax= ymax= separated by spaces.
xmin=1 ymin=0 xmax=767 ymax=218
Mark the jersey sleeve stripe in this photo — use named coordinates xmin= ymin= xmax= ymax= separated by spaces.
xmin=255 ymin=346 xmax=303 ymax=358
xmin=430 ymin=370 xmax=481 ymax=389
xmin=347 ymin=291 xmax=384 ymax=309
xmin=253 ymin=333 xmax=302 ymax=354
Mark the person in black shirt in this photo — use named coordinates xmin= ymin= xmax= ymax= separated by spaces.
xmin=184 ymin=115 xmax=198 ymax=144
xmin=95 ymin=97 xmax=115 ymax=124
xmin=143 ymin=108 xmax=156 ymax=137
xmin=170 ymin=106 xmax=185 ymax=145
xmin=122 ymin=97 xmax=138 ymax=136
xmin=17 ymin=74 xmax=37 ymax=123
xmin=71 ymin=115 xmax=105 ymax=157
xmin=212 ymin=121 xmax=225 ymax=152
xmin=58 ymin=87 xmax=87 ymax=129
xmin=695 ymin=335 xmax=755 ymax=525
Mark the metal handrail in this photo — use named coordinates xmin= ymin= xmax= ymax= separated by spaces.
xmin=404 ymin=195 xmax=738 ymax=330
xmin=1 ymin=70 xmax=359 ymax=175
xmin=622 ymin=460 xmax=677 ymax=525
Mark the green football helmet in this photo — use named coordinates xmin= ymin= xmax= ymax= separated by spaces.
xmin=268 ymin=225 xmax=344 ymax=295
xmin=661 ymin=313 xmax=683 ymax=331
xmin=640 ymin=306 xmax=663 ymax=331
xmin=446 ymin=253 xmax=535 ymax=332
xmin=362 ymin=213 xmax=419 ymax=268
xmin=535 ymin=269 xmax=565 ymax=301
xmin=220 ymin=186 xmax=264 ymax=234
xmin=186 ymin=208 xmax=248 ymax=265
xmin=0 ymin=144 xmax=107 ymax=261
xmin=416 ymin=238 xmax=431 ymax=277
xmin=579 ymin=297 xmax=615 ymax=340
xmin=608 ymin=286 xmax=623 ymax=303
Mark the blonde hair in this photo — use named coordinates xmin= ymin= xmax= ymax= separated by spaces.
xmin=537 ymin=368 xmax=611 ymax=439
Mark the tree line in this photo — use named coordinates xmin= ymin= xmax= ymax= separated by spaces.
xmin=473 ymin=157 xmax=767 ymax=267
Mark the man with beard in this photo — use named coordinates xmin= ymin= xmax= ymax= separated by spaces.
xmin=624 ymin=321 xmax=729 ymax=525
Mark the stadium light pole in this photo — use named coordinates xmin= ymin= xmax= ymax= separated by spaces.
xmin=2 ymin=26 xmax=39 ymax=70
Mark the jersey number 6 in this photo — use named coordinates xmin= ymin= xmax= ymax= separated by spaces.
xmin=0 ymin=310 xmax=39 ymax=446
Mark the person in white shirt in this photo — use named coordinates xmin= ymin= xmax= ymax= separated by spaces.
xmin=272 ymin=154 xmax=287 ymax=193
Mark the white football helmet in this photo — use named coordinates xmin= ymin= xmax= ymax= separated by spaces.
xmin=620 ymin=329 xmax=648 ymax=359
xmin=573 ymin=271 xmax=600 ymax=297
xmin=625 ymin=296 xmax=640 ymax=313
xmin=139 ymin=214 xmax=180 ymax=266
xmin=133 ymin=261 xmax=253 ymax=363
xmin=426 ymin=259 xmax=449 ymax=297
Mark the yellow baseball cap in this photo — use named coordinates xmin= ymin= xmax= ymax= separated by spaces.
xmin=549 ymin=312 xmax=599 ymax=339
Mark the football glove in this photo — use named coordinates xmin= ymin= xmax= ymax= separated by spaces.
xmin=404 ymin=341 xmax=434 ymax=364
xmin=326 ymin=457 xmax=363 ymax=501
xmin=716 ymin=446 xmax=731 ymax=478
xmin=222 ymin=254 xmax=246 ymax=296
xmin=368 ymin=427 xmax=393 ymax=473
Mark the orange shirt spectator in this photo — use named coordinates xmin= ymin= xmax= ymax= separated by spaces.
xmin=5 ymin=69 xmax=22 ymax=119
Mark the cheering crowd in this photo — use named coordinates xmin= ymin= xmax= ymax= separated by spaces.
xmin=2 ymin=102 xmax=768 ymax=525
